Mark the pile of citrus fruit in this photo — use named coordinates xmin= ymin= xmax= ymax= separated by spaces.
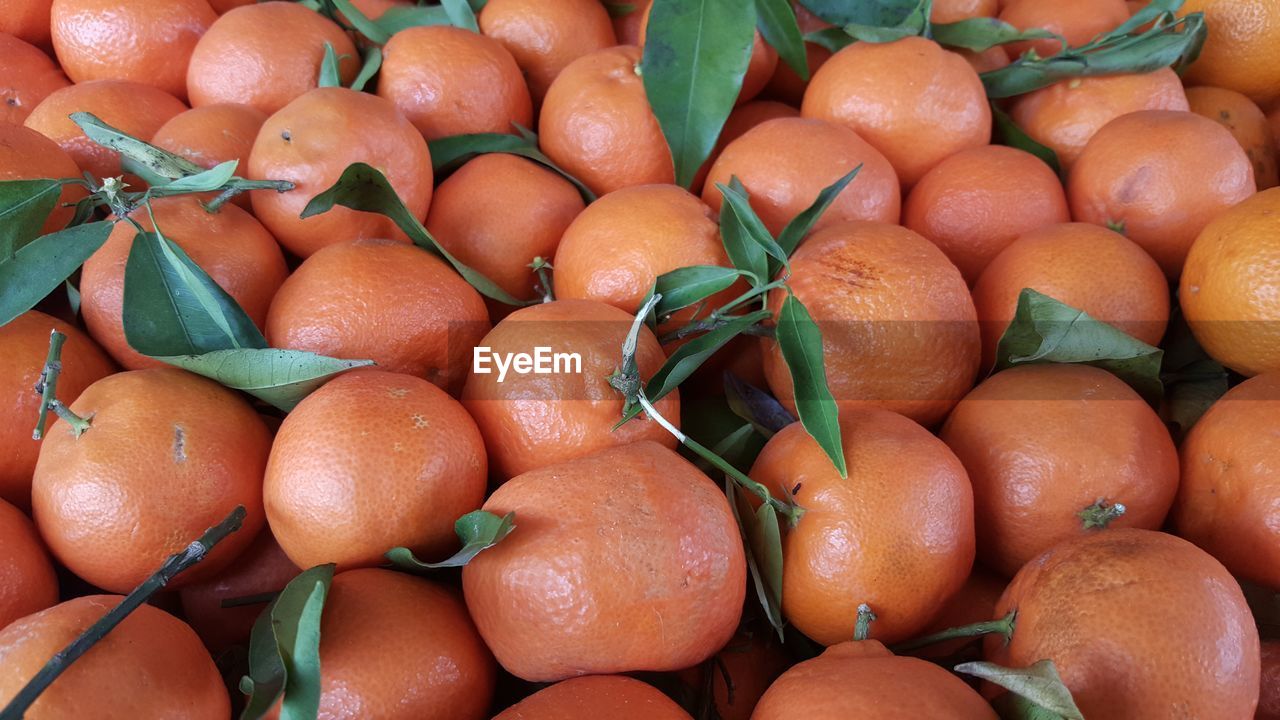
xmin=2 ymin=0 xmax=1280 ymax=718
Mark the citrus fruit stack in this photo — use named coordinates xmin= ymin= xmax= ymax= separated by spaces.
xmin=2 ymin=0 xmax=1280 ymax=718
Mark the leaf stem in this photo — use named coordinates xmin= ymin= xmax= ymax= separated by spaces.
xmin=854 ymin=603 xmax=876 ymax=642
xmin=0 ymin=506 xmax=247 ymax=720
xmin=890 ymin=610 xmax=1017 ymax=654
xmin=528 ymin=256 xmax=554 ymax=303
xmin=201 ymin=179 xmax=294 ymax=214
xmin=31 ymin=330 xmax=67 ymax=441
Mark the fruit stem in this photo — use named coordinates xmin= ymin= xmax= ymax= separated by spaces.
xmin=890 ymin=610 xmax=1017 ymax=654
xmin=47 ymin=401 xmax=92 ymax=438
xmin=31 ymin=330 xmax=67 ymax=441
xmin=0 ymin=506 xmax=247 ymax=720
xmin=1078 ymin=498 xmax=1126 ymax=530
xmin=854 ymin=603 xmax=876 ymax=641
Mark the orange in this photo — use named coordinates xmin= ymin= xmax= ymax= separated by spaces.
xmin=207 ymin=0 xmax=249 ymax=11
xmin=761 ymin=221 xmax=980 ymax=426
xmin=752 ymin=640 xmax=997 ymax=719
xmin=177 ymin=527 xmax=299 ymax=656
xmin=940 ymin=364 xmax=1180 ymax=577
xmin=1173 ymin=373 xmax=1280 ymax=587
xmin=802 ymin=36 xmax=991 ymax=187
xmin=1068 ymin=109 xmax=1255 ymax=277
xmin=0 ymin=498 xmax=58 ymax=630
xmin=247 ymin=86 xmax=434 ymax=259
xmin=958 ymin=45 xmax=1011 ymax=74
xmin=1178 ymin=0 xmax=1280 ymax=105
xmin=80 ymin=195 xmax=288 ymax=370
xmin=1186 ymin=85 xmax=1280 ymax=189
xmin=151 ymin=103 xmax=267 ymax=173
xmin=761 ymin=3 xmax=832 ymax=106
xmin=539 ymin=45 xmax=674 ymax=196
xmin=1180 ymin=188 xmax=1280 ymax=376
xmin=265 ymin=239 xmax=490 ymax=393
xmin=676 ymin=630 xmax=789 ymax=720
xmin=986 ymin=529 xmax=1260 ymax=719
xmin=50 ymin=0 xmax=215 ymax=101
xmin=186 ymin=2 xmax=357 ymax=116
xmin=264 ymin=369 xmax=487 ymax=571
xmin=750 ymin=410 xmax=975 ymax=645
xmin=463 ymin=441 xmax=745 ymax=681
xmin=32 ymin=368 xmax=270 ymax=592
xmin=478 ymin=0 xmax=617 ymax=105
xmin=552 ymin=184 xmax=729 ymax=316
xmin=912 ymin=569 xmax=1006 ymax=660
xmin=971 ymin=223 xmax=1170 ymax=368
xmin=691 ymin=98 xmax=798 ymax=193
xmin=461 ymin=299 xmax=679 ymax=481
xmin=702 ymin=117 xmax=901 ymax=236
xmin=0 ymin=123 xmax=88 ymax=238
xmin=425 ymin=153 xmax=585 ymax=314
xmin=904 ymin=145 xmax=1070 ymax=284
xmin=0 ymin=596 xmax=228 ymax=718
xmin=150 ymin=103 xmax=266 ymax=210
xmin=999 ymin=0 xmax=1130 ymax=59
xmin=638 ymin=7 xmax=777 ymax=105
xmin=0 ymin=32 xmax=70 ymax=125
xmin=0 ymin=310 xmax=113 ymax=511
xmin=494 ymin=676 xmax=692 ymax=720
xmin=0 ymin=0 xmax=54 ymax=47
xmin=378 ymin=25 xmax=532 ymax=141
xmin=1263 ymin=641 xmax=1280 ymax=720
xmin=1270 ymin=103 xmax=1280 ymax=148
xmin=23 ymin=79 xmax=186 ymax=182
xmin=1009 ymin=69 xmax=1189 ymax=170
xmin=932 ymin=0 xmax=997 ymax=22
xmin=611 ymin=0 xmax=650 ymax=45
xmin=267 ymin=569 xmax=495 ymax=720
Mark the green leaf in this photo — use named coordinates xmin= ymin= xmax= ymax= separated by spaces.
xmin=150 ymin=160 xmax=239 ymax=196
xmin=239 ymin=565 xmax=334 ymax=720
xmin=842 ymin=0 xmax=930 ymax=44
xmin=70 ymin=112 xmax=204 ymax=183
xmin=708 ymin=421 xmax=767 ymax=471
xmin=65 ymin=279 xmax=81 ymax=317
xmin=646 ymin=310 xmax=772 ymax=402
xmin=318 ymin=42 xmax=343 ymax=87
xmin=427 ymin=131 xmax=595 ymax=202
xmin=776 ymin=166 xmax=860 ymax=256
xmin=775 ymin=293 xmax=846 ymax=477
xmin=755 ymin=0 xmax=808 ymax=79
xmin=954 ymin=660 xmax=1084 ymax=720
xmin=991 ymin=103 xmax=1061 ymax=176
xmin=375 ymin=5 xmax=452 ymax=36
xmin=804 ymin=27 xmax=855 ymax=53
xmin=727 ymin=479 xmax=785 ymax=640
xmin=154 ymin=349 xmax=374 ymax=411
xmin=1107 ymin=0 xmax=1185 ymax=39
xmin=641 ymin=0 xmax=757 ymax=189
xmin=301 ymin=162 xmax=530 ymax=305
xmin=718 ymin=181 xmax=767 ymax=287
xmin=467 ymin=0 xmax=487 ymax=11
xmin=350 ymin=47 xmax=382 ymax=92
xmin=798 ymin=0 xmax=919 ymax=26
xmin=329 ymin=0 xmax=389 ymax=43
xmin=0 ymin=220 xmax=112 ymax=326
xmin=122 ymin=231 xmax=267 ymax=356
xmin=716 ymin=181 xmax=790 ymax=272
xmin=653 ymin=265 xmax=743 ymax=319
xmin=932 ymin=17 xmax=1060 ymax=52
xmin=724 ymin=372 xmax=796 ymax=438
xmin=980 ymin=14 xmax=1207 ymax=98
xmin=1159 ymin=306 xmax=1228 ymax=436
xmin=441 ymin=0 xmax=478 ymax=31
xmin=386 ymin=511 xmax=516 ymax=571
xmin=994 ymin=289 xmax=1164 ymax=403
xmin=602 ymin=0 xmax=635 ymax=18
xmin=0 ymin=179 xmax=62 ymax=257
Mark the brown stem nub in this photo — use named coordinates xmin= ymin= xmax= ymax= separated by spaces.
xmin=890 ymin=610 xmax=1017 ymax=654
xmin=1078 ymin=498 xmax=1126 ymax=530
xmin=854 ymin=603 xmax=877 ymax=642
xmin=0 ymin=506 xmax=247 ymax=720
xmin=32 ymin=330 xmax=67 ymax=441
